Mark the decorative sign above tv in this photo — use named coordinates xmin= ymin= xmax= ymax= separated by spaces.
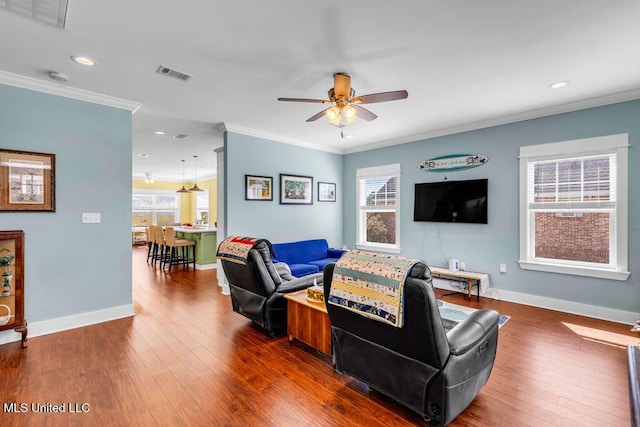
xmin=419 ymin=154 xmax=488 ymax=172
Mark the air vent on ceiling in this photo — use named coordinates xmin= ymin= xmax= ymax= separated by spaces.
xmin=155 ymin=65 xmax=192 ymax=82
xmin=1 ymin=0 xmax=68 ymax=28
xmin=172 ymin=134 xmax=189 ymax=139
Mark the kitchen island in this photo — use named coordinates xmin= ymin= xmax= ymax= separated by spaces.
xmin=174 ymin=226 xmax=217 ymax=270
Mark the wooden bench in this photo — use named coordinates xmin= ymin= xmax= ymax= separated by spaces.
xmin=429 ymin=266 xmax=488 ymax=300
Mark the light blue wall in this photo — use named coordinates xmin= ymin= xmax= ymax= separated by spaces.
xmin=0 ymin=84 xmax=133 ymax=322
xmin=343 ymin=100 xmax=640 ymax=313
xmin=224 ymin=131 xmax=344 ymax=248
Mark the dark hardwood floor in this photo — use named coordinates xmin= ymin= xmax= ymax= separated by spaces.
xmin=0 ymin=245 xmax=636 ymax=426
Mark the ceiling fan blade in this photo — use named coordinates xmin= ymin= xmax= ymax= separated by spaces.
xmin=353 ymin=105 xmax=377 ymax=121
xmin=333 ymin=73 xmax=351 ymax=98
xmin=306 ymin=108 xmax=330 ymax=122
xmin=352 ymin=90 xmax=408 ymax=104
xmin=277 ymin=97 xmax=328 ymax=103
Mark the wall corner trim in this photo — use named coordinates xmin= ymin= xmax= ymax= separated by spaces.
xmin=221 ymin=122 xmax=344 ymax=154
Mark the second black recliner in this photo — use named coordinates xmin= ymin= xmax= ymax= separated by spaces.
xmin=323 ymin=262 xmax=499 ymax=426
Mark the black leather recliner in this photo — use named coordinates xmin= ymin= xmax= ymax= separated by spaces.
xmin=221 ymin=240 xmax=322 ymax=335
xmin=323 ymin=262 xmax=499 ymax=426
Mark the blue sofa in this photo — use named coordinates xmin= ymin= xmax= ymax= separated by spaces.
xmin=272 ymin=239 xmax=346 ymax=277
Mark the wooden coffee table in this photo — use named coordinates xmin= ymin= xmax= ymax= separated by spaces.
xmin=284 ymin=289 xmax=332 ymax=355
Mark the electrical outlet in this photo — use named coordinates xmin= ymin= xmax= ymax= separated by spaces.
xmin=460 ymin=262 xmax=466 ymax=271
xmin=82 ymin=213 xmax=101 ymax=224
xmin=499 ymin=263 xmax=507 ymax=273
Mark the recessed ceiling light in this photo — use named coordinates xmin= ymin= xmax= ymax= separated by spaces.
xmin=549 ymin=81 xmax=569 ymax=89
xmin=137 ymin=153 xmax=150 ymax=158
xmin=71 ymin=56 xmax=97 ymax=66
xmin=154 ymin=131 xmax=165 ymax=135
xmin=345 ymin=134 xmax=354 ymax=138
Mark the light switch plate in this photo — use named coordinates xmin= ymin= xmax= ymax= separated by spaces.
xmin=499 ymin=263 xmax=507 ymax=273
xmin=82 ymin=213 xmax=101 ymax=223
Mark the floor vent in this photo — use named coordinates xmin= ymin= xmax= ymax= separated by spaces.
xmin=155 ymin=65 xmax=192 ymax=82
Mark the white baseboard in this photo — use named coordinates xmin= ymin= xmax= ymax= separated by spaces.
xmin=195 ymin=262 xmax=217 ymax=270
xmin=433 ymin=278 xmax=639 ymax=325
xmin=0 ymin=304 xmax=135 ymax=346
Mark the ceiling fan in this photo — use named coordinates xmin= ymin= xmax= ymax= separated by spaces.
xmin=278 ymin=73 xmax=408 ymax=136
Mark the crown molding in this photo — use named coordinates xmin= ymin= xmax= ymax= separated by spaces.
xmin=217 ymin=87 xmax=640 ymax=156
xmin=216 ymin=122 xmax=343 ymax=154
xmin=0 ymin=71 xmax=142 ymax=113
xmin=342 ymin=88 xmax=640 ymax=154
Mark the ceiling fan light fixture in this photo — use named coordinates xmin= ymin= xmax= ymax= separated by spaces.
xmin=344 ymin=105 xmax=357 ymax=124
xmin=326 ymin=105 xmax=357 ymax=127
xmin=326 ymin=106 xmax=341 ymax=125
xmin=278 ymin=72 xmax=407 ymax=126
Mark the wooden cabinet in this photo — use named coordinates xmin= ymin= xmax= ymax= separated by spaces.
xmin=0 ymin=230 xmax=27 ymax=347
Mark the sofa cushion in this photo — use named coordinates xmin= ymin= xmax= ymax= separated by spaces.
xmin=288 ymin=263 xmax=320 ymax=277
xmin=307 ymin=257 xmax=342 ymax=271
xmin=272 ymin=239 xmax=329 ymax=265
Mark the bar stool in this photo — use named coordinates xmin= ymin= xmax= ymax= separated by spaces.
xmin=145 ymin=226 xmax=153 ymax=262
xmin=162 ymin=227 xmax=196 ymax=271
xmin=150 ymin=226 xmax=165 ymax=267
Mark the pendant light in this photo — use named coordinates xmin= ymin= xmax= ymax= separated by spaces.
xmin=176 ymin=160 xmax=190 ymax=193
xmin=189 ymin=155 xmax=204 ymax=192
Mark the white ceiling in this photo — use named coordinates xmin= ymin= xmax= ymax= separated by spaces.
xmin=1 ymin=1 xmax=640 ymax=182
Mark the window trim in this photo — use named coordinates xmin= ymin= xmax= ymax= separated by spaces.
xmin=518 ymin=133 xmax=630 ymax=280
xmin=356 ymin=163 xmax=401 ymax=253
xmin=195 ymin=189 xmax=210 ymax=224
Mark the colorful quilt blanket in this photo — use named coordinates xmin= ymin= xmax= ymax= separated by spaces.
xmin=328 ymin=249 xmax=418 ymax=328
xmin=216 ymin=236 xmax=275 ymax=265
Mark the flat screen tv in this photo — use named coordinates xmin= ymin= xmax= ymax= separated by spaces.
xmin=414 ymin=178 xmax=488 ymax=224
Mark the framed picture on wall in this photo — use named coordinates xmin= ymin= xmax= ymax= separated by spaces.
xmin=245 ymin=175 xmax=273 ymax=201
xmin=0 ymin=149 xmax=55 ymax=212
xmin=318 ymin=182 xmax=336 ymax=202
xmin=280 ymin=174 xmax=313 ymax=205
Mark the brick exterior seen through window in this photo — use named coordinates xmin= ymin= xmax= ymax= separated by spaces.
xmin=534 ymin=212 xmax=610 ymax=264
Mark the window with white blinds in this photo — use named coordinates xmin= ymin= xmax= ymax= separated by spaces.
xmin=356 ymin=164 xmax=401 ymax=253
xmin=518 ymin=134 xmax=629 ymax=280
xmin=528 ymin=154 xmax=616 ymax=209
